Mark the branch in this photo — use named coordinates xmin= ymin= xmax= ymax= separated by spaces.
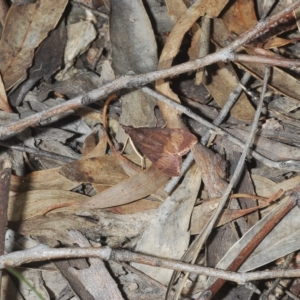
xmin=1 ymin=243 xmax=300 ymax=285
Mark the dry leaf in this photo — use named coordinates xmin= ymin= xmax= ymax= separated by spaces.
xmin=110 ymin=0 xmax=158 ymax=75
xmin=70 ymin=165 xmax=169 ymax=209
xmin=251 ymin=174 xmax=300 ymax=197
xmin=8 ymin=190 xmax=88 ymax=221
xmin=210 ymin=198 xmax=300 ymax=277
xmin=58 ymin=21 xmax=97 ymax=78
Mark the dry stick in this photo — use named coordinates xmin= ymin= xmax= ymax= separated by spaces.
xmin=1 ymin=0 xmax=300 ymax=140
xmin=170 ymin=66 xmax=270 ymax=300
xmin=0 ymin=160 xmax=12 ymax=289
xmin=3 ymin=242 xmax=300 ymax=284
xmin=141 ymin=87 xmax=300 ymax=172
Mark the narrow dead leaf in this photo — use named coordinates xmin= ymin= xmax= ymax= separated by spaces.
xmin=156 ymin=0 xmax=228 ymax=127
xmin=8 ymin=190 xmax=88 ymax=221
xmin=70 ymin=165 xmax=169 ymax=209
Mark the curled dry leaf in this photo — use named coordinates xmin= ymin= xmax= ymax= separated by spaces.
xmin=0 ymin=0 xmax=68 ymax=89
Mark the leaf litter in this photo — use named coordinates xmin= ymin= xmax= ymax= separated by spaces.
xmin=2 ymin=0 xmax=300 ymax=299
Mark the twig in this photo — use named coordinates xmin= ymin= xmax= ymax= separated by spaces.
xmin=233 ymin=53 xmax=300 ymax=69
xmin=1 ymin=1 xmax=300 ymax=139
xmin=2 ymin=243 xmax=300 ymax=285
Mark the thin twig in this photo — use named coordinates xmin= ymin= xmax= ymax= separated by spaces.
xmin=2 ymin=243 xmax=300 ymax=285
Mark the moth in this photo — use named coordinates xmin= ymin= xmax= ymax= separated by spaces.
xmin=121 ymin=125 xmax=198 ymax=176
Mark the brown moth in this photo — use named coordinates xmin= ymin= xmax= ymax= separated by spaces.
xmin=121 ymin=125 xmax=198 ymax=176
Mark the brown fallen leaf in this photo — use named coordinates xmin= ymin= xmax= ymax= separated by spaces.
xmin=8 ymin=190 xmax=88 ymax=221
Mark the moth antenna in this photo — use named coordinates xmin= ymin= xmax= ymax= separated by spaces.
xmin=129 ymin=138 xmax=145 ymax=170
xmin=162 ymin=122 xmax=168 ymax=129
xmin=120 ymin=137 xmax=129 ymax=154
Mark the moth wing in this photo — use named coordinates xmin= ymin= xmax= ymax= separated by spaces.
xmin=123 ymin=126 xmax=197 ymax=156
xmin=164 ymin=129 xmax=198 ymax=155
xmin=145 ymin=151 xmax=182 ymax=177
